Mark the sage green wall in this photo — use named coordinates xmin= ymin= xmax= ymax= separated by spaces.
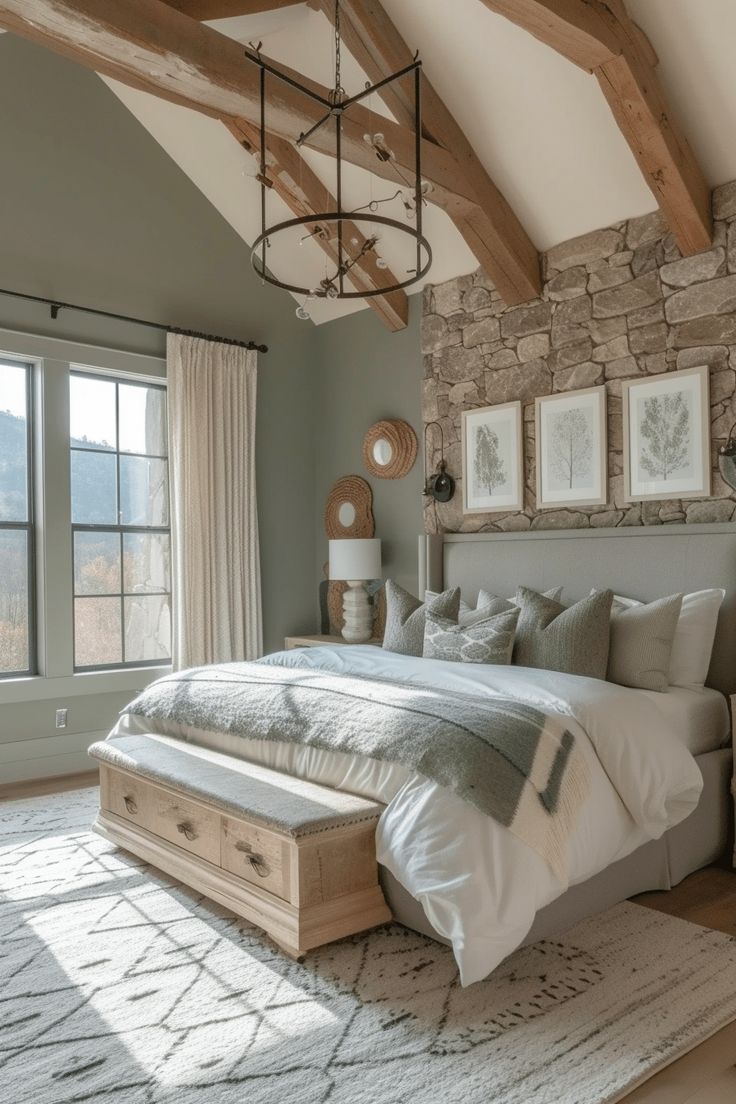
xmin=0 ymin=34 xmax=425 ymax=783
xmin=0 ymin=35 xmax=317 ymax=780
xmin=312 ymin=299 xmax=424 ymax=610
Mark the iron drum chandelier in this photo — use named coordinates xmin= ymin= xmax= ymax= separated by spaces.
xmin=244 ymin=1 xmax=432 ymax=315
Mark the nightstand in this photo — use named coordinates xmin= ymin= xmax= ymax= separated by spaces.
xmin=284 ymin=634 xmax=382 ymax=650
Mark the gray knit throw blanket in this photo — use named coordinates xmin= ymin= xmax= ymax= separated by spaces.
xmin=123 ymin=663 xmax=590 ymax=879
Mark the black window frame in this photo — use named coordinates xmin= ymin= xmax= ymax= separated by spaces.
xmin=0 ymin=357 xmax=36 ymax=680
xmin=70 ymin=369 xmax=171 ymax=672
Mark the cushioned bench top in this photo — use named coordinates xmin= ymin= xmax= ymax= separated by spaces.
xmin=89 ymin=734 xmax=383 ymax=839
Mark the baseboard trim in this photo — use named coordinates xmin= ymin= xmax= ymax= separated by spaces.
xmin=0 ymin=768 xmax=99 ymax=801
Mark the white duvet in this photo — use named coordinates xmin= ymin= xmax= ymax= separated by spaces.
xmin=112 ymin=646 xmax=704 ymax=985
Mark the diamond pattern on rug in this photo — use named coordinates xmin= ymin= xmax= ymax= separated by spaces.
xmin=2 ymin=787 xmax=736 ymax=1104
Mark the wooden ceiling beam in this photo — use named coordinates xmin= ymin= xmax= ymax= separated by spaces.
xmin=165 ymin=1 xmax=304 ymax=18
xmin=479 ymin=0 xmax=712 ymax=255
xmin=225 ymin=117 xmax=409 ymax=330
xmin=318 ymin=0 xmax=541 ymax=303
xmin=0 ymin=1 xmax=472 ymax=211
xmin=476 ymin=0 xmax=621 ymax=71
xmin=0 ymin=0 xmax=541 ymax=305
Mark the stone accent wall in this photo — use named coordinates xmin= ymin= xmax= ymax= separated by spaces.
xmin=422 ymin=181 xmax=736 ymax=533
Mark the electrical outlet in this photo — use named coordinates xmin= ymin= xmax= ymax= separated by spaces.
xmin=55 ymin=708 xmax=68 ymax=729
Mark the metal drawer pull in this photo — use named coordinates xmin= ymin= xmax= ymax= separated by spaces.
xmin=234 ymin=840 xmax=270 ymax=877
xmin=123 ymin=796 xmax=138 ymax=815
xmin=176 ymin=821 xmax=198 ymax=842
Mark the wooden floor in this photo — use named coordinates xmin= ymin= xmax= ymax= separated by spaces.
xmin=624 ymin=871 xmax=736 ymax=1103
xmin=4 ymin=773 xmax=736 ymax=1102
xmin=0 ymin=768 xmax=98 ymax=801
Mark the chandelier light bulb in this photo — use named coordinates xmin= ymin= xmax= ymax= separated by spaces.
xmin=376 ymin=257 xmax=389 ymax=270
xmin=295 ymin=305 xmax=310 ymax=320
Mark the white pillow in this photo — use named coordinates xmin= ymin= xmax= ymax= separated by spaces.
xmin=593 ymin=588 xmax=725 ymax=692
xmin=668 ymin=589 xmax=725 ymax=691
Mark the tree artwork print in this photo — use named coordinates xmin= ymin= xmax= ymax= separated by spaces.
xmin=639 ymin=390 xmax=690 ymax=482
xmin=549 ymin=408 xmax=592 ymax=489
xmin=474 ymin=424 xmax=506 ymax=494
xmin=462 ymin=402 xmax=522 ymax=513
xmin=623 ymin=367 xmax=709 ymax=502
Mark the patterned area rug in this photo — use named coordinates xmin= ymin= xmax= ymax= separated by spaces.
xmin=2 ymin=789 xmax=736 ymax=1104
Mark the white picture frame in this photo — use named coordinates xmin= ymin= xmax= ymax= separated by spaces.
xmin=535 ymin=386 xmax=607 ymax=509
xmin=461 ymin=401 xmax=523 ymax=514
xmin=622 ymin=365 xmax=710 ymax=502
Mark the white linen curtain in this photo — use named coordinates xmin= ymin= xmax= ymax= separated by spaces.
xmin=166 ymin=333 xmax=262 ymax=669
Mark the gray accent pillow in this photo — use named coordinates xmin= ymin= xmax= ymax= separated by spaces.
xmin=423 ymin=605 xmax=520 ymax=665
xmin=513 ymin=587 xmax=613 ymax=680
xmin=607 ymin=593 xmax=684 ymax=692
xmin=382 ymin=581 xmax=461 ymax=656
xmin=479 ymin=586 xmax=564 ymax=610
xmin=425 ymin=587 xmax=563 ymax=625
xmin=426 ymin=589 xmax=509 ymax=626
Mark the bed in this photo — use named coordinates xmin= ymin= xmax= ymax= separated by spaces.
xmin=109 ymin=523 xmax=735 ymax=985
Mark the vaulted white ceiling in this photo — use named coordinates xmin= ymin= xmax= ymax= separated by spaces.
xmin=99 ymin=0 xmax=736 ymax=326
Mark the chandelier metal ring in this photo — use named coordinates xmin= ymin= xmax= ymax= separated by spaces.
xmin=251 ymin=211 xmax=433 ymax=299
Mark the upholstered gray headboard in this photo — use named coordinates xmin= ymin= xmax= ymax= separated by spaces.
xmin=419 ymin=524 xmax=736 ymax=697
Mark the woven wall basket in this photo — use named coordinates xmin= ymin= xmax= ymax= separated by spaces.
xmin=362 ymin=419 xmax=418 ymax=480
xmin=324 ymin=474 xmax=375 ymax=539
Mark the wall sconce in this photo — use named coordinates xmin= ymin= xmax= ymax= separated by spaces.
xmin=422 ymin=421 xmax=455 ymax=503
xmin=719 ymin=423 xmax=736 ymax=490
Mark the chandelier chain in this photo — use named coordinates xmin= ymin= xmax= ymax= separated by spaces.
xmin=333 ymin=0 xmax=343 ymax=104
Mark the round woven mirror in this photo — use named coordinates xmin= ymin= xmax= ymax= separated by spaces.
xmin=324 ymin=474 xmax=375 ymax=538
xmin=362 ymin=419 xmax=417 ymax=479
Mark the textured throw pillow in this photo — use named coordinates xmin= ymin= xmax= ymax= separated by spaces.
xmin=424 ymin=605 xmax=520 ymax=665
xmin=425 ymin=589 xmax=508 ymax=627
xmin=598 ymin=588 xmax=724 ymax=692
xmin=382 ymin=581 xmax=460 ymax=656
xmin=499 ymin=586 xmax=564 ymax=608
xmin=425 ymin=587 xmax=563 ymax=623
xmin=606 ymin=593 xmax=683 ymax=692
xmin=513 ymin=587 xmax=613 ymax=679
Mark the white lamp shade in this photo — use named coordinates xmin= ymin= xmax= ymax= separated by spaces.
xmin=329 ymin=538 xmax=382 ymax=581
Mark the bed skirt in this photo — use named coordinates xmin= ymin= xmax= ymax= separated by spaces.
xmin=381 ymin=746 xmax=733 ymax=949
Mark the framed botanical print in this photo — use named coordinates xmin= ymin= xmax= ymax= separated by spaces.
xmin=622 ymin=365 xmax=710 ymax=502
xmin=535 ymin=386 xmax=607 ymax=509
xmin=461 ymin=401 xmax=523 ymax=514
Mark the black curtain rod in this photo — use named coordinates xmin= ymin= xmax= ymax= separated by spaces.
xmin=0 ymin=287 xmax=268 ymax=354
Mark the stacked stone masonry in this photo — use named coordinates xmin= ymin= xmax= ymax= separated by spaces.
xmin=422 ymin=180 xmax=736 ymax=533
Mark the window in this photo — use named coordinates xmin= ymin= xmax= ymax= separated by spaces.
xmin=0 ymin=359 xmax=34 ymax=676
xmin=70 ymin=372 xmax=171 ymax=670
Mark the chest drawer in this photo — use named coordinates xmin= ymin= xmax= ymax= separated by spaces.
xmin=100 ymin=765 xmax=153 ymax=828
xmin=221 ymin=816 xmax=290 ymax=901
xmin=146 ymin=786 xmax=221 ymax=865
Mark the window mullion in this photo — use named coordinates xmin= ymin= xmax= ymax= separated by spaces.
xmin=36 ymin=358 xmax=74 ymax=679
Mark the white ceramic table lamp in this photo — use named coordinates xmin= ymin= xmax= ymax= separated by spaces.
xmin=329 ymin=538 xmax=382 ymax=643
